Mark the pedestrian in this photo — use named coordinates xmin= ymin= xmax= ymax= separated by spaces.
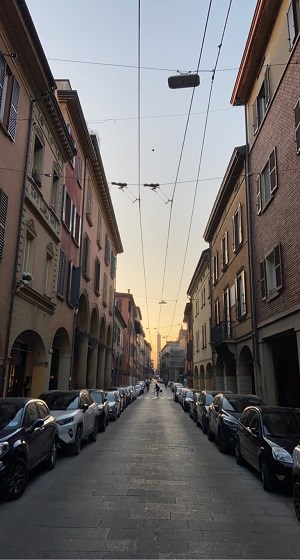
xmin=155 ymin=383 xmax=160 ymax=397
xmin=23 ymin=375 xmax=31 ymax=397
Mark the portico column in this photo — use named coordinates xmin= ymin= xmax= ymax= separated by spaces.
xmin=104 ymin=347 xmax=113 ymax=389
xmin=87 ymin=338 xmax=98 ymax=388
xmin=58 ymin=353 xmax=72 ymax=390
xmin=77 ymin=331 xmax=89 ymax=388
xmin=32 ymin=358 xmax=51 ymax=397
xmin=96 ymin=343 xmax=106 ymax=389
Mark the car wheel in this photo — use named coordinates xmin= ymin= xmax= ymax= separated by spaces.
xmin=98 ymin=416 xmax=106 ymax=433
xmin=89 ymin=420 xmax=98 ymax=442
xmin=217 ymin=428 xmax=228 ymax=454
xmin=2 ymin=458 xmax=29 ymax=501
xmin=70 ymin=425 xmax=83 ymax=456
xmin=293 ymin=478 xmax=300 ymax=522
xmin=202 ymin=416 xmax=208 ymax=435
xmin=235 ymin=441 xmax=244 ymax=465
xmin=44 ymin=441 xmax=58 ymax=470
xmin=208 ymin=427 xmax=215 ymax=441
xmin=261 ymin=460 xmax=274 ymax=492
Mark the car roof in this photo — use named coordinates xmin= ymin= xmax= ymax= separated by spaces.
xmin=243 ymin=405 xmax=300 ymax=413
xmin=0 ymin=397 xmax=32 ymax=404
xmin=40 ymin=390 xmax=81 ymax=395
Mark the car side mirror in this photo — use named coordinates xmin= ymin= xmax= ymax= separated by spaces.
xmin=31 ymin=418 xmax=44 ymax=430
xmin=82 ymin=403 xmax=89 ymax=412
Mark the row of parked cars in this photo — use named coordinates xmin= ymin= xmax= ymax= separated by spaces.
xmin=0 ymin=382 xmax=145 ymax=501
xmin=171 ymin=383 xmax=300 ymax=522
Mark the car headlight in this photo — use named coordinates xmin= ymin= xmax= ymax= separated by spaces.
xmin=272 ymin=446 xmax=293 ymax=464
xmin=56 ymin=416 xmax=75 ymax=426
xmin=0 ymin=442 xmax=9 ymax=457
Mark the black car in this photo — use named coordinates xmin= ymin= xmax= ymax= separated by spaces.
xmin=182 ymin=389 xmax=196 ymax=412
xmin=89 ymin=389 xmax=110 ymax=432
xmin=189 ymin=392 xmax=200 ymax=422
xmin=236 ymin=406 xmax=300 ymax=492
xmin=195 ymin=390 xmax=225 ymax=433
xmin=0 ymin=398 xmax=58 ymax=501
xmin=208 ymin=393 xmax=265 ymax=454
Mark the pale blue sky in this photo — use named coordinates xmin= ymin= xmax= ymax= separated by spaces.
xmin=26 ymin=0 xmax=256 ymax=363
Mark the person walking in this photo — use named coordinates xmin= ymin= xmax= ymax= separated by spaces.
xmin=155 ymin=383 xmax=160 ymax=397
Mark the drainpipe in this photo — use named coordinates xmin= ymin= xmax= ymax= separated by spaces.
xmin=1 ymin=92 xmax=53 ymax=396
xmin=244 ymin=109 xmax=261 ymax=398
xmin=69 ymin=156 xmax=87 ymax=388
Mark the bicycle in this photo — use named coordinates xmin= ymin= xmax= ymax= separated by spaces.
xmin=150 ymin=389 xmax=163 ymax=398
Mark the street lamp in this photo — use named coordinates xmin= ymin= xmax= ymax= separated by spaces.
xmin=168 ymin=72 xmax=200 ymax=89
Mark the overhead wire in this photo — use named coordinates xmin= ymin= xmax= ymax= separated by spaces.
xmin=156 ymin=0 xmax=213 ymax=338
xmin=165 ymin=0 xmax=233 ymax=340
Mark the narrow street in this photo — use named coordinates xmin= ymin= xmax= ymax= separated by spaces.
xmin=1 ymin=387 xmax=299 ymax=559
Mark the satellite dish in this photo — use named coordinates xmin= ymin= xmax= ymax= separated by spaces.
xmin=168 ymin=73 xmax=200 ymax=89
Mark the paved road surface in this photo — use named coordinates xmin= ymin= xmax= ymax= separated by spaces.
xmin=0 ymin=386 xmax=299 ymax=559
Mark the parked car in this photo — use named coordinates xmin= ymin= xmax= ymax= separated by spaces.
xmin=178 ymin=387 xmax=188 ymax=407
xmin=293 ymin=443 xmax=300 ymax=521
xmin=39 ymin=390 xmax=98 ymax=455
xmin=208 ymin=393 xmax=265 ymax=453
xmin=89 ymin=389 xmax=109 ymax=432
xmin=105 ymin=390 xmax=121 ymax=420
xmin=0 ymin=398 xmax=58 ymax=501
xmin=135 ymin=384 xmax=142 ymax=397
xmin=189 ymin=392 xmax=200 ymax=422
xmin=117 ymin=387 xmax=127 ymax=410
xmin=171 ymin=382 xmax=183 ymax=393
xmin=182 ymin=389 xmax=195 ymax=412
xmin=173 ymin=385 xmax=184 ymax=402
xmin=236 ymin=406 xmax=300 ymax=492
xmin=196 ymin=390 xmax=231 ymax=433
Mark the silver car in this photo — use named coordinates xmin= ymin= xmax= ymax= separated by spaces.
xmin=39 ymin=390 xmax=98 ymax=455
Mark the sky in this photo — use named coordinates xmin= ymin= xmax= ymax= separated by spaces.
xmin=26 ymin=0 xmax=257 ymax=366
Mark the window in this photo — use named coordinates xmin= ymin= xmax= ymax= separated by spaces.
xmin=0 ymin=189 xmax=8 ymax=262
xmin=50 ymin=168 xmax=60 ymax=211
xmin=201 ymin=286 xmax=205 ymax=308
xmin=256 ymin=148 xmax=277 ymax=213
xmin=221 ymin=231 xmax=229 ymax=269
xmin=82 ymin=235 xmax=91 ymax=279
xmin=195 ymin=331 xmax=199 ymax=352
xmin=86 ymin=187 xmax=93 ymax=226
xmin=0 ymin=53 xmax=20 ymax=141
xmin=94 ymin=258 xmax=100 ymax=295
xmin=23 ymin=231 xmax=35 ymax=275
xmin=109 ymin=286 xmax=113 ymax=314
xmin=76 ymin=155 xmax=83 ymax=184
xmin=260 ymin=244 xmax=283 ymax=300
xmin=195 ymin=297 xmax=199 ymax=315
xmin=236 ymin=270 xmax=246 ymax=319
xmin=214 ymin=300 xmax=220 ymax=325
xmin=32 ymin=133 xmax=44 ymax=187
xmin=105 ymin=235 xmax=111 ymax=266
xmin=44 ymin=244 xmax=54 ymax=298
xmin=232 ymin=204 xmax=242 ymax=252
xmin=294 ymin=98 xmax=300 ymax=154
xmin=57 ymin=250 xmax=67 ymax=298
xmin=223 ymin=287 xmax=231 ymax=337
xmin=97 ymin=211 xmax=102 ymax=249
xmin=212 ymin=253 xmax=218 ymax=285
xmin=72 ymin=207 xmax=81 ymax=246
xmin=23 ymin=402 xmax=39 ymax=428
xmin=202 ymin=324 xmax=207 ymax=349
xmin=67 ymin=262 xmax=80 ymax=307
xmin=287 ymin=0 xmax=299 ymax=49
xmin=253 ymin=67 xmax=270 ymax=133
xmin=111 ymin=253 xmax=116 ymax=279
xmin=103 ymin=273 xmax=107 ymax=306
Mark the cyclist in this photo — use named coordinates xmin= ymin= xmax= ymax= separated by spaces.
xmin=155 ymin=383 xmax=160 ymax=397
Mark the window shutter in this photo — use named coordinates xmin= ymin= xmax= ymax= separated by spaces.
xmin=225 ymin=231 xmax=228 ymax=265
xmin=238 ymin=203 xmax=242 ymax=244
xmin=294 ymin=99 xmax=300 ymax=154
xmin=61 ymin=185 xmax=66 ymax=222
xmin=67 ymin=261 xmax=73 ymax=303
xmin=260 ymin=260 xmax=266 ymax=300
xmin=0 ymin=53 xmax=7 ymax=113
xmin=57 ymin=250 xmax=67 ymax=297
xmin=241 ymin=270 xmax=246 ymax=315
xmin=0 ymin=189 xmax=8 ymax=262
xmin=232 ymin=215 xmax=236 ymax=251
xmin=253 ymin=99 xmax=259 ymax=133
xmin=264 ymin=66 xmax=271 ymax=107
xmin=7 ymin=77 xmax=20 ymax=140
xmin=256 ymin=176 xmax=262 ymax=214
xmin=94 ymin=258 xmax=100 ymax=293
xmin=287 ymin=1 xmax=297 ymax=49
xmin=274 ymin=243 xmax=283 ymax=290
xmin=269 ymin=148 xmax=277 ymax=193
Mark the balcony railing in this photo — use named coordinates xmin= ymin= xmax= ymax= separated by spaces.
xmin=211 ymin=321 xmax=235 ymax=347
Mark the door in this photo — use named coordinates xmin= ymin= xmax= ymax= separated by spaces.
xmin=246 ymin=411 xmax=260 ymax=470
xmin=210 ymin=396 xmax=221 ymax=436
xmin=80 ymin=391 xmax=94 ymax=436
xmin=36 ymin=400 xmax=55 ymax=460
xmin=22 ymin=402 xmax=43 ymax=468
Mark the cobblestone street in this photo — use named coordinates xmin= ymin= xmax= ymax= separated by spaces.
xmin=0 ymin=388 xmax=299 ymax=559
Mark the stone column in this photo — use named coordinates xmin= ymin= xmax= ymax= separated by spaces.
xmin=96 ymin=343 xmax=106 ymax=389
xmin=58 ymin=353 xmax=72 ymax=390
xmin=87 ymin=338 xmax=98 ymax=388
xmin=77 ymin=331 xmax=89 ymax=388
xmin=104 ymin=347 xmax=113 ymax=388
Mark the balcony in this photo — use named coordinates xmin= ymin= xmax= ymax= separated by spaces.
xmin=211 ymin=321 xmax=235 ymax=348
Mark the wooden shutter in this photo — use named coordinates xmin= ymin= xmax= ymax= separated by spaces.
xmin=61 ymin=185 xmax=66 ymax=222
xmin=264 ymin=66 xmax=271 ymax=107
xmin=0 ymin=189 xmax=8 ymax=262
xmin=238 ymin=203 xmax=242 ymax=245
xmin=7 ymin=77 xmax=20 ymax=140
xmin=269 ymin=148 xmax=277 ymax=193
xmin=294 ymin=99 xmax=300 ymax=153
xmin=274 ymin=243 xmax=283 ymax=290
xmin=0 ymin=53 xmax=7 ymax=114
xmin=253 ymin=98 xmax=259 ymax=134
xmin=287 ymin=0 xmax=297 ymax=49
xmin=94 ymin=258 xmax=100 ymax=293
xmin=260 ymin=260 xmax=266 ymax=300
xmin=57 ymin=250 xmax=67 ymax=297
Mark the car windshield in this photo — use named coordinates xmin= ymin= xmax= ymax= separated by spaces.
xmin=0 ymin=403 xmax=24 ymax=430
xmin=40 ymin=392 xmax=80 ymax=410
xmin=223 ymin=396 xmax=263 ymax=413
xmin=90 ymin=392 xmax=102 ymax=405
xmin=106 ymin=392 xmax=116 ymax=402
xmin=205 ymin=394 xmax=214 ymax=405
xmin=262 ymin=411 xmax=300 ymax=437
xmin=185 ymin=391 xmax=194 ymax=398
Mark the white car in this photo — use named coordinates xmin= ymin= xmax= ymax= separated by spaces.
xmin=39 ymin=390 xmax=98 ymax=455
